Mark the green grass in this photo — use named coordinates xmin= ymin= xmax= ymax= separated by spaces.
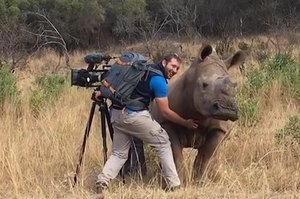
xmin=0 ymin=63 xmax=19 ymax=110
xmin=29 ymin=73 xmax=68 ymax=115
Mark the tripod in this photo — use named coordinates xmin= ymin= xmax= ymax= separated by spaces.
xmin=73 ymin=96 xmax=113 ymax=187
xmin=72 ymin=95 xmax=147 ymax=187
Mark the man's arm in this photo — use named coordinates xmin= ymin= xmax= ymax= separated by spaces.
xmin=155 ymin=97 xmax=198 ymax=129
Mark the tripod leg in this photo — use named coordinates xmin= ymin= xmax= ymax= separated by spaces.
xmin=101 ymin=110 xmax=107 ymax=163
xmin=130 ymin=137 xmax=147 ymax=176
xmin=73 ymin=102 xmax=97 ymax=187
xmin=103 ymin=102 xmax=114 ymax=140
xmin=100 ymin=105 xmax=108 ymax=163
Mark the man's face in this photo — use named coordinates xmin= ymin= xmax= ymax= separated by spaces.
xmin=162 ymin=58 xmax=181 ymax=79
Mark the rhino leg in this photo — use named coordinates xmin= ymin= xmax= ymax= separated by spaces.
xmin=162 ymin=123 xmax=187 ymax=183
xmin=193 ymin=130 xmax=225 ymax=180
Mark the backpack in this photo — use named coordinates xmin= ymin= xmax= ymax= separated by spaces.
xmin=99 ymin=52 xmax=163 ymax=108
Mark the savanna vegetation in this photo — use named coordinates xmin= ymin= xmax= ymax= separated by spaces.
xmin=1 ymin=0 xmax=300 ymax=198
xmin=2 ymin=0 xmax=300 ymax=68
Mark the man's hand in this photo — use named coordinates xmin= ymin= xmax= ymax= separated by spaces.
xmin=155 ymin=97 xmax=198 ymax=129
xmin=184 ymin=119 xmax=198 ymax=129
xmin=92 ymin=90 xmax=102 ymax=101
xmin=94 ymin=90 xmax=102 ymax=101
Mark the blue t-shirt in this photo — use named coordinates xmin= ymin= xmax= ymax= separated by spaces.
xmin=149 ymin=75 xmax=168 ymax=98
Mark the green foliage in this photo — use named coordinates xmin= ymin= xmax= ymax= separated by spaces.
xmin=264 ymin=53 xmax=295 ymax=74
xmin=245 ymin=68 xmax=267 ymax=93
xmin=29 ymin=73 xmax=67 ymax=114
xmin=237 ymin=95 xmax=259 ymax=127
xmin=1 ymin=0 xmax=106 ymax=49
xmin=2 ymin=0 xmax=300 ymax=49
xmin=275 ymin=115 xmax=300 ymax=155
xmin=0 ymin=0 xmax=25 ymax=18
xmin=8 ymin=5 xmax=21 ymax=16
xmin=120 ymin=0 xmax=146 ymax=15
xmin=264 ymin=53 xmax=300 ymax=102
xmin=0 ymin=64 xmax=19 ymax=109
xmin=288 ymin=67 xmax=300 ymax=101
xmin=43 ymin=0 xmax=105 ymax=47
xmin=243 ymin=53 xmax=300 ymax=104
xmin=109 ymin=0 xmax=147 ymax=38
xmin=237 ymin=52 xmax=300 ymax=128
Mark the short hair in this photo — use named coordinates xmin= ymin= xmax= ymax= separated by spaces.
xmin=162 ymin=53 xmax=182 ymax=64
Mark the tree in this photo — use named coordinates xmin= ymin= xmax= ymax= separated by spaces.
xmin=105 ymin=0 xmax=147 ymax=39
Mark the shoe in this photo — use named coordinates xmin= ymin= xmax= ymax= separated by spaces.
xmin=95 ymin=182 xmax=107 ymax=199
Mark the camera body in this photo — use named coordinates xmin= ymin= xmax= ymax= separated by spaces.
xmin=71 ymin=54 xmax=112 ymax=87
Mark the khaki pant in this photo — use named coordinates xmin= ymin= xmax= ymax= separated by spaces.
xmin=97 ymin=108 xmax=180 ymax=188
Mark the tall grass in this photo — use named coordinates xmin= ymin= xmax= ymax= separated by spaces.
xmin=1 ymin=41 xmax=300 ymax=198
xmin=0 ymin=64 xmax=19 ymax=111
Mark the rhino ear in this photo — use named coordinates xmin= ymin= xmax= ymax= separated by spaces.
xmin=225 ymin=51 xmax=246 ymax=69
xmin=199 ymin=45 xmax=213 ymax=61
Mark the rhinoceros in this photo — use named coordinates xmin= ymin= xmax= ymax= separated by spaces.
xmin=151 ymin=44 xmax=246 ymax=181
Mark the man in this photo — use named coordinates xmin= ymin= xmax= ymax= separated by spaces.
xmin=95 ymin=52 xmax=149 ymax=176
xmin=95 ymin=53 xmax=198 ymax=198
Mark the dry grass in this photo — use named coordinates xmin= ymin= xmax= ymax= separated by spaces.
xmin=1 ymin=38 xmax=300 ymax=198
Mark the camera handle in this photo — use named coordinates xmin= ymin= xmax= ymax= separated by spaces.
xmin=73 ymin=98 xmax=113 ymax=187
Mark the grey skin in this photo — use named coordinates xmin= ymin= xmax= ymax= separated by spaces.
xmin=151 ymin=45 xmax=246 ymax=182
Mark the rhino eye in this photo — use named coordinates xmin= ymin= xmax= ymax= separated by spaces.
xmin=202 ymin=82 xmax=208 ymax=88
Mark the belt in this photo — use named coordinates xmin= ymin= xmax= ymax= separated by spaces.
xmin=111 ymin=105 xmax=124 ymax=110
xmin=125 ymin=108 xmax=147 ymax=114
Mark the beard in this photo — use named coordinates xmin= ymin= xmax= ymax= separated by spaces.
xmin=167 ymin=70 xmax=175 ymax=79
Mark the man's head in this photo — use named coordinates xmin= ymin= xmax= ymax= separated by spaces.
xmin=161 ymin=53 xmax=182 ymax=79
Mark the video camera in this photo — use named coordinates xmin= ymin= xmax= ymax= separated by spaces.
xmin=71 ymin=54 xmax=114 ymax=87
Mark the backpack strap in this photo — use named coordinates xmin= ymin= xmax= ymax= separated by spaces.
xmin=144 ymin=67 xmax=164 ymax=81
xmin=101 ymin=79 xmax=116 ymax=94
xmin=126 ymin=66 xmax=164 ymax=111
xmin=148 ymin=67 xmax=163 ymax=76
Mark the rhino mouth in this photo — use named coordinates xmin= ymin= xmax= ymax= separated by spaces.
xmin=210 ymin=100 xmax=238 ymax=121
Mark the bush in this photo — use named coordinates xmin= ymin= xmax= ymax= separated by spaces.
xmin=245 ymin=67 xmax=267 ymax=93
xmin=29 ymin=73 xmax=67 ymax=115
xmin=244 ymin=65 xmax=277 ymax=96
xmin=288 ymin=70 xmax=300 ymax=101
xmin=264 ymin=53 xmax=295 ymax=75
xmin=237 ymin=95 xmax=259 ymax=127
xmin=278 ymin=56 xmax=300 ymax=102
xmin=260 ymin=53 xmax=300 ymax=103
xmin=275 ymin=115 xmax=300 ymax=155
xmin=0 ymin=64 xmax=19 ymax=109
